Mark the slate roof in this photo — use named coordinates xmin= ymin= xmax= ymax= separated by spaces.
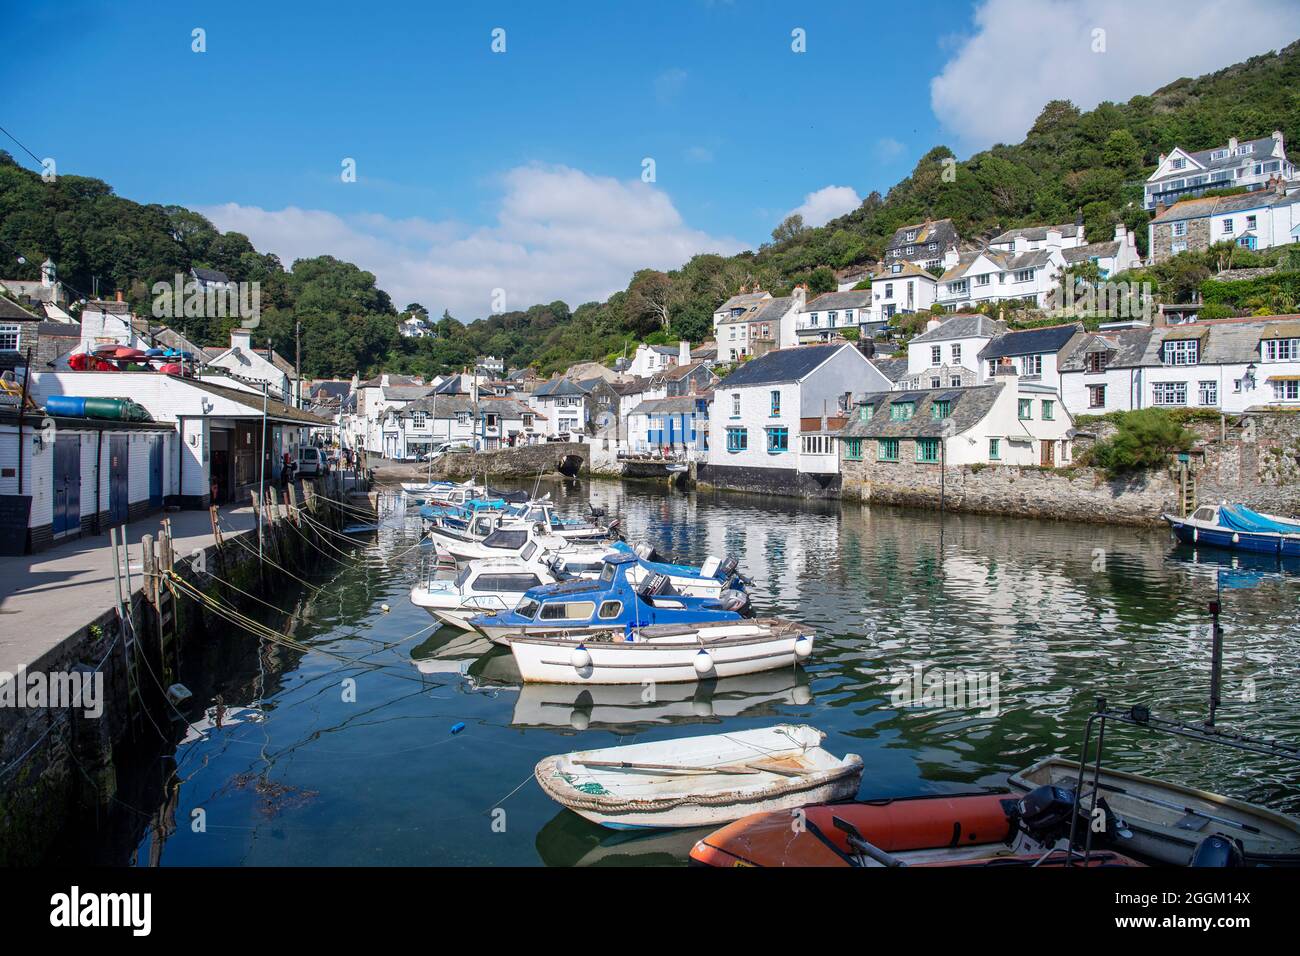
xmin=178 ymin=376 xmax=331 ymax=425
xmin=360 ymin=373 xmax=422 ymax=388
xmin=716 ymin=343 xmax=849 ymax=389
xmin=1060 ymin=318 xmax=1300 ymax=370
xmin=1151 ymin=137 xmax=1280 ymax=182
xmin=191 ymin=266 xmax=232 ymax=284
xmin=910 ymin=314 xmax=1007 ymax=343
xmin=659 ymin=361 xmax=715 ymax=382
xmin=939 ymin=248 xmax=1056 ymax=283
xmin=610 ymin=376 xmax=652 ymax=396
xmin=1058 ymin=328 xmax=1153 ymax=371
xmin=628 ymin=395 xmax=707 ymax=416
xmin=839 ymin=385 xmax=1002 ymax=440
xmin=989 ymin=222 xmax=1082 ymax=244
xmin=748 ymin=296 xmax=793 ymax=324
xmin=867 ymin=356 xmax=908 ymax=383
xmin=1062 ymin=241 xmax=1121 ymax=264
xmin=885 ymin=219 xmax=959 ymax=254
xmin=715 ymin=291 xmax=771 ymax=313
xmin=872 ymin=261 xmax=937 ymax=281
xmin=400 ymin=395 xmax=537 ymax=419
xmin=383 ymin=385 xmax=436 ymax=401
xmin=531 ymin=377 xmax=587 ymax=398
xmin=980 ymin=324 xmax=1084 ymax=361
xmin=803 ymin=291 xmax=873 ymax=312
xmin=1150 ymin=190 xmax=1294 ymax=224
xmin=0 ymin=296 xmax=42 ymax=321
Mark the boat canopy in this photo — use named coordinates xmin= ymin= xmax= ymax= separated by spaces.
xmin=1219 ymin=505 xmax=1300 ymax=535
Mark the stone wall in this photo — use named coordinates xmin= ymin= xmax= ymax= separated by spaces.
xmin=842 ymin=410 xmax=1300 ymax=525
xmin=698 ymin=462 xmax=841 ymax=499
xmin=420 ymin=441 xmax=590 ymax=481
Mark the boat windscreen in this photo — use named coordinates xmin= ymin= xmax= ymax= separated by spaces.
xmin=483 ymin=530 xmax=528 ymax=550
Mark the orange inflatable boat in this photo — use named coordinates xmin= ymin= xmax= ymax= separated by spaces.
xmin=690 ymin=791 xmax=1144 ymax=867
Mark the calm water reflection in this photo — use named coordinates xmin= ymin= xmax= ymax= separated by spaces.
xmin=91 ymin=479 xmax=1300 ymax=866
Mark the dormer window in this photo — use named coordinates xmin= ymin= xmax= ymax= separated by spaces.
xmin=1238 ymin=144 xmax=1254 ymax=155
xmin=1210 ymin=149 xmax=1228 ymax=161
xmin=892 ymin=264 xmax=901 ymax=274
xmin=1163 ymin=339 xmax=1200 ymax=366
xmin=1263 ymin=337 xmax=1299 ymax=362
xmin=1085 ymin=351 xmax=1109 ymax=373
xmin=905 ymin=231 xmax=917 ymax=242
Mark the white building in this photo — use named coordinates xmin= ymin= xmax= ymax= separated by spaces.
xmin=352 ymin=374 xmax=432 ymax=454
xmin=626 ymin=342 xmax=687 ymax=378
xmin=937 ymin=234 xmax=1067 ymax=311
xmin=383 ymin=396 xmax=541 ymax=458
xmin=1148 ymin=189 xmax=1300 ymax=263
xmin=869 ymin=262 xmax=938 ymax=326
xmin=898 ymin=314 xmax=1006 ymax=390
xmin=204 ymin=328 xmax=298 ymax=403
xmin=527 ymin=377 xmax=588 ymax=438
xmin=1058 ymin=317 xmax=1300 ymax=415
xmin=398 ymin=316 xmax=431 ymax=338
xmin=794 ymin=291 xmax=873 ymax=344
xmin=712 ymin=289 xmax=772 ymax=336
xmin=1060 ymin=223 xmax=1143 ymax=278
xmin=625 ymin=395 xmax=710 ymax=457
xmin=1144 ymin=131 xmax=1292 ymax=211
xmin=839 ymin=371 xmax=1074 ymax=470
xmin=706 ymin=342 xmax=893 ymax=493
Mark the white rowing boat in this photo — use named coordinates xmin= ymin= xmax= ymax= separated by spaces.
xmin=1009 ymin=756 xmax=1300 ymax=865
xmin=535 ymin=724 xmax=862 ymax=829
xmin=508 ymin=617 xmax=814 ymax=684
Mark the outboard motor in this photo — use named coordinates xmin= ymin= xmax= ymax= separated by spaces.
xmin=1190 ymin=834 xmax=1245 ymax=868
xmin=589 ymin=504 xmax=607 ymax=520
xmin=1015 ymin=784 xmax=1089 ymax=847
xmin=715 ymin=588 xmax=751 ymax=615
xmin=638 ymin=573 xmax=672 ymax=598
xmin=634 ymin=543 xmax=661 ymax=562
xmin=606 ymin=518 xmax=623 ymax=540
xmin=718 ymin=555 xmax=738 ymax=580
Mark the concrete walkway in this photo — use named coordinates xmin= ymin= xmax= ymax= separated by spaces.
xmin=0 ymin=504 xmax=261 ymax=675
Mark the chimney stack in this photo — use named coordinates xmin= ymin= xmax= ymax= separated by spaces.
xmin=678 ymin=340 xmax=690 ymax=365
xmin=115 ymin=290 xmax=123 ymax=303
xmin=231 ymin=327 xmax=252 ymax=351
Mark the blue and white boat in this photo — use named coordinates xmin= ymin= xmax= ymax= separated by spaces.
xmin=468 ymin=551 xmax=751 ymax=645
xmin=1164 ymin=503 xmax=1300 ymax=558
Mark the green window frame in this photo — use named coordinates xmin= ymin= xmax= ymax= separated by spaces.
xmin=1018 ymin=398 xmax=1032 ymax=420
xmin=931 ymin=400 xmax=951 ymax=420
xmin=916 ymin=437 xmax=940 ymax=463
xmin=1041 ymin=399 xmax=1054 ymax=421
xmin=877 ymin=438 xmax=899 ymax=462
xmin=858 ymin=404 xmax=873 ymax=423
xmin=989 ymin=438 xmax=1001 ymax=460
xmin=844 ymin=438 xmax=863 ymax=461
xmin=726 ymin=427 xmax=747 ymax=452
xmin=766 ymin=426 xmax=789 ymax=453
xmin=890 ymin=402 xmax=914 ymax=421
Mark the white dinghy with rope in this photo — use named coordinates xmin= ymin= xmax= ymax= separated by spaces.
xmin=535 ymin=724 xmax=862 ymax=829
xmin=508 ymin=617 xmax=815 ymax=684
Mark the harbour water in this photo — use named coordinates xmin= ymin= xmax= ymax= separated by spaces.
xmin=70 ymin=480 xmax=1300 ymax=866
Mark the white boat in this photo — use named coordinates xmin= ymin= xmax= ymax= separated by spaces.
xmin=1008 ymin=756 xmax=1300 ymax=865
xmin=509 ymin=617 xmax=814 ymax=685
xmin=534 ymin=724 xmax=862 ymax=829
xmin=410 ymin=558 xmax=561 ymax=630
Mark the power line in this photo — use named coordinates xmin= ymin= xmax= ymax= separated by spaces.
xmin=0 ymin=123 xmax=44 ymax=166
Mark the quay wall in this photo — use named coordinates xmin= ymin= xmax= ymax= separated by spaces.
xmin=0 ymin=477 xmax=364 ymax=865
xmin=706 ymin=411 xmax=1300 ymax=524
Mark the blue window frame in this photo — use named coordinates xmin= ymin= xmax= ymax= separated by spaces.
xmin=726 ymin=427 xmax=747 ymax=452
xmin=766 ymin=427 xmax=789 ymax=453
xmin=770 ymin=390 xmax=781 ymax=416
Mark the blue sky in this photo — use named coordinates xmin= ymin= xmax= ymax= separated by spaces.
xmin=4 ymin=0 xmax=1297 ymax=317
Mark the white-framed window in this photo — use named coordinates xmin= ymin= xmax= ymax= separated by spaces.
xmin=801 ymin=434 xmax=834 ymax=455
xmin=1198 ymin=381 xmax=1218 ymax=406
xmin=412 ymin=412 xmax=426 ymax=428
xmin=1273 ymin=380 xmax=1300 ymax=401
xmin=1163 ymin=339 xmax=1200 ymax=366
xmin=731 ymin=393 xmax=740 ymax=416
xmin=1014 ymin=269 xmax=1035 ymax=283
xmin=1170 ymin=157 xmax=1187 ymax=170
xmin=1222 ymin=218 xmax=1234 ymax=234
xmin=1172 ymin=240 xmax=1188 ymax=254
xmin=975 ymin=274 xmax=991 ymax=286
xmin=0 ymin=324 xmax=18 ymax=351
xmin=949 ymin=280 xmax=968 ymax=294
xmin=1020 ymin=354 xmax=1043 ymax=376
xmin=950 ymin=377 xmax=962 ymax=388
xmin=1088 ymin=384 xmax=1106 ymax=408
xmin=1263 ymin=338 xmax=1299 ymax=361
xmin=1172 ymin=221 xmax=1188 ymax=238
xmin=1152 ymin=382 xmax=1188 ymax=406
xmin=951 ymin=344 xmax=961 ymax=363
xmin=931 ymin=345 xmax=941 ymax=365
xmin=930 ymin=376 xmax=941 ymax=389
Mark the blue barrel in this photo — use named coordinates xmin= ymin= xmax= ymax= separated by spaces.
xmin=44 ymin=395 xmax=88 ymax=417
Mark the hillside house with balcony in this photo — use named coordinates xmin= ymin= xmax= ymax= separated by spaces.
xmin=795 ymin=290 xmax=874 ymax=344
xmin=1144 ymin=132 xmax=1292 ymax=211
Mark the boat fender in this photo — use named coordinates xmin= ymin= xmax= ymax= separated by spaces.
xmin=1193 ymin=528 xmax=1199 ymax=542
xmin=694 ymin=649 xmax=714 ymax=675
xmin=1232 ymin=533 xmax=1240 ymax=544
xmin=570 ymin=644 xmax=592 ymax=670
xmin=450 ymin=722 xmax=466 ymax=735
xmin=794 ymin=635 xmax=812 ymax=659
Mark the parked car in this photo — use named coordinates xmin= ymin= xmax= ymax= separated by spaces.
xmin=297 ymin=446 xmax=329 ymax=476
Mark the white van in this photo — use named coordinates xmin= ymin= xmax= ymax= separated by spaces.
xmin=297 ymin=446 xmax=328 ymax=476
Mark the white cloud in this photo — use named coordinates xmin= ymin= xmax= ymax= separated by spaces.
xmin=200 ymin=164 xmax=743 ymax=319
xmin=787 ymin=185 xmax=862 ymax=228
xmin=654 ymin=67 xmax=689 ymax=103
xmin=931 ymin=0 xmax=1300 ymax=152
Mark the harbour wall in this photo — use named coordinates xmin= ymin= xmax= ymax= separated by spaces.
xmin=0 ymin=477 xmax=365 ymax=866
xmin=397 ymin=441 xmax=590 ymax=482
xmin=704 ymin=411 xmax=1300 ymax=525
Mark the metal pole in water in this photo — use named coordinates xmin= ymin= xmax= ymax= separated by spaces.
xmin=1207 ymin=594 xmax=1223 ymax=726
xmin=259 ymin=382 xmax=268 ymax=560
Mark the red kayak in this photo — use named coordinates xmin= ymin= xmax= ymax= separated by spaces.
xmin=690 ymin=791 xmax=1144 ymax=867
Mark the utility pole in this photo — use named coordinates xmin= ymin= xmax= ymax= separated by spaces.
xmin=295 ymin=320 xmax=302 ymax=409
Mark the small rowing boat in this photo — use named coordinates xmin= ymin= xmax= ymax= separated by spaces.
xmin=509 ymin=617 xmax=812 ymax=684
xmin=535 ymin=724 xmax=862 ymax=829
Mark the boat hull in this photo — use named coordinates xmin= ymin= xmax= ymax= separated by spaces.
xmin=509 ymin=625 xmax=813 ymax=684
xmin=1165 ymin=514 xmax=1300 ymax=558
